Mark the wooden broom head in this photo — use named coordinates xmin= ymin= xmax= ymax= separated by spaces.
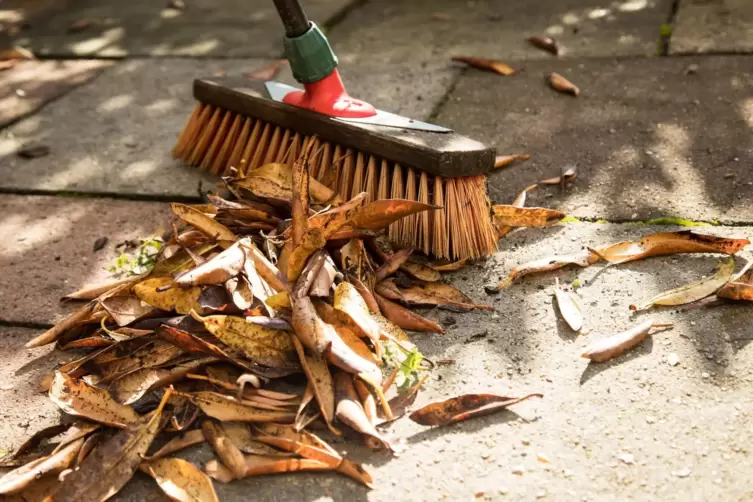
xmin=172 ymin=80 xmax=498 ymax=260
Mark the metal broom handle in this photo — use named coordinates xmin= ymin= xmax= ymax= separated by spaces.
xmin=272 ymin=0 xmax=311 ymax=37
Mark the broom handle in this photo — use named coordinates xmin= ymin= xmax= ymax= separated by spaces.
xmin=272 ymin=0 xmax=311 ymax=37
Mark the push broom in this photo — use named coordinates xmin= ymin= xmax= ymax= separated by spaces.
xmin=173 ymin=0 xmax=498 ymax=260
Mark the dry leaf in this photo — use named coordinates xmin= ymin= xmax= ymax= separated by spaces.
xmin=207 ymin=455 xmax=331 ymax=482
xmin=134 ymin=276 xmax=204 ymax=315
xmin=375 ymin=294 xmax=444 ymax=333
xmin=68 ymin=18 xmax=91 ymax=33
xmin=334 ymin=372 xmax=394 ymax=451
xmin=527 ymin=35 xmax=560 ymax=55
xmin=142 ymin=457 xmax=219 ymax=502
xmin=582 ymin=320 xmax=673 ymax=362
xmin=493 ymin=154 xmax=531 ymax=170
xmin=0 ymin=438 xmax=83 ymax=495
xmin=346 ymin=275 xmax=380 ymax=314
xmin=547 ymin=72 xmax=579 ymax=96
xmin=554 ymin=280 xmax=583 ymax=331
xmin=246 ymin=60 xmax=286 ymax=81
xmin=540 ymin=165 xmax=577 ymax=185
xmin=0 ymin=46 xmax=35 ymax=60
xmin=202 ymin=420 xmax=247 ymax=479
xmin=145 ymin=429 xmax=205 ymax=460
xmin=99 ymin=296 xmax=155 ymax=327
xmin=374 ymin=247 xmax=413 ymax=282
xmin=497 ymin=251 xmax=601 ymax=290
xmin=717 ymin=261 xmax=753 ymax=301
xmin=333 ymin=282 xmax=382 ymax=352
xmin=26 ymin=302 xmax=94 ymax=348
xmin=492 ymin=205 xmax=565 ymax=227
xmin=599 ymin=231 xmax=749 ymax=264
xmin=175 ymin=240 xmax=246 ymax=287
xmin=111 ymin=357 xmax=212 ymax=405
xmin=222 ymin=422 xmax=292 ymax=456
xmin=62 ymin=276 xmax=143 ymax=301
xmin=451 ymin=56 xmax=517 ymax=76
xmin=49 ymin=372 xmax=139 ymax=428
xmin=377 ymin=278 xmax=491 ymax=311
xmin=176 ymin=391 xmax=295 ymax=423
xmin=98 ymin=339 xmax=183 ymax=383
xmin=171 ymin=203 xmax=236 ymax=246
xmin=347 ymin=199 xmax=438 ymax=230
xmin=52 ymin=389 xmax=173 ymax=502
xmin=430 ymin=259 xmax=469 ymax=272
xmin=400 ymin=261 xmax=441 ymax=282
xmin=410 ymin=393 xmax=542 ymax=427
xmin=291 ymin=336 xmax=338 ymax=434
xmin=631 ymin=257 xmax=735 ymax=310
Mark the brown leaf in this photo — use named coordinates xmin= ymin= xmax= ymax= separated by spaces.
xmin=68 ymin=18 xmax=92 ymax=33
xmin=206 ymin=455 xmax=331 ymax=482
xmin=52 ymin=389 xmax=173 ymax=502
xmin=62 ymin=276 xmax=143 ymax=301
xmin=26 ymin=301 xmax=94 ymax=348
xmin=142 ymin=457 xmax=219 ymax=502
xmin=492 ymin=205 xmax=564 ymax=228
xmin=0 ymin=46 xmax=35 ymax=60
xmin=191 ymin=312 xmax=297 ymax=369
xmin=717 ymin=264 xmax=753 ymax=301
xmin=400 ymin=261 xmax=441 ymax=282
xmin=493 ymin=154 xmax=531 ymax=170
xmin=375 ymin=294 xmax=444 ymax=333
xmin=582 ymin=320 xmax=673 ymax=363
xmin=242 ymin=241 xmax=288 ymax=293
xmin=2 ymin=424 xmax=68 ymax=464
xmin=497 ymin=251 xmax=601 ymax=290
xmin=527 ymin=35 xmax=560 ymax=55
xmin=333 ymin=282 xmax=382 ymax=352
xmin=429 ymin=258 xmax=469 ymax=272
xmin=346 ymin=275 xmax=380 ymax=314
xmin=291 ymin=336 xmax=338 ymax=435
xmin=222 ymin=422 xmax=293 ymax=456
xmin=554 ymin=282 xmax=584 ymax=332
xmin=374 ymin=247 xmax=413 ymax=283
xmin=99 ymin=295 xmax=155 ymax=327
xmin=291 ymin=141 xmax=313 ymax=248
xmin=410 ymin=393 xmax=542 ymax=427
xmin=202 ymin=420 xmax=247 ymax=479
xmin=145 ymin=429 xmax=205 ymax=460
xmin=310 ymin=255 xmax=338 ymax=297
xmin=171 ymin=203 xmax=237 ymax=246
xmin=334 ymin=372 xmax=394 ymax=451
xmin=111 ymin=357 xmax=213 ymax=405
xmin=175 ymin=240 xmax=246 ymax=287
xmin=176 ymin=391 xmax=295 ymax=423
xmin=540 ymin=165 xmax=578 ymax=185
xmin=598 ymin=231 xmax=749 ymax=264
xmin=451 ymin=56 xmax=517 ymax=76
xmin=246 ymin=59 xmax=287 ymax=81
xmin=347 ymin=199 xmax=439 ymax=230
xmin=0 ymin=438 xmax=83 ymax=495
xmin=99 ymin=339 xmax=184 ymax=383
xmin=547 ymin=72 xmax=579 ymax=96
xmin=235 ymin=163 xmax=337 ymax=205
xmin=49 ymin=372 xmax=139 ymax=428
xmin=134 ymin=276 xmax=204 ymax=315
xmin=377 ymin=278 xmax=491 ymax=311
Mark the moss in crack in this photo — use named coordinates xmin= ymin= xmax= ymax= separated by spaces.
xmin=633 ymin=217 xmax=717 ymax=227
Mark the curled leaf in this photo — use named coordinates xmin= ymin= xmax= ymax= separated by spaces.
xmin=582 ymin=320 xmax=673 ymax=363
xmin=49 ymin=372 xmax=139 ymax=428
xmin=377 ymin=278 xmax=491 ymax=311
xmin=631 ymin=257 xmax=735 ymax=310
xmin=334 ymin=372 xmax=394 ymax=452
xmin=26 ymin=302 xmax=94 ymax=348
xmin=171 ymin=203 xmax=236 ymax=246
xmin=410 ymin=393 xmax=542 ymax=427
xmin=375 ymin=294 xmax=444 ymax=333
xmin=554 ymin=280 xmax=584 ymax=331
xmin=145 ymin=429 xmax=205 ymax=460
xmin=527 ymin=35 xmax=560 ymax=55
xmin=547 ymin=72 xmax=579 ymax=96
xmin=598 ymin=231 xmax=749 ymax=264
xmin=347 ymin=199 xmax=438 ymax=230
xmin=497 ymin=251 xmax=601 ymax=290
xmin=291 ymin=336 xmax=338 ymax=435
xmin=175 ymin=391 xmax=295 ymax=423
xmin=451 ymin=56 xmax=517 ymax=76
xmin=142 ymin=457 xmax=219 ymax=502
xmin=493 ymin=154 xmax=530 ymax=169
xmin=0 ymin=438 xmax=83 ymax=495
xmin=134 ymin=276 xmax=203 ymax=315
xmin=202 ymin=420 xmax=247 ymax=479
xmin=492 ymin=205 xmax=564 ymax=228
xmin=175 ymin=240 xmax=246 ymax=287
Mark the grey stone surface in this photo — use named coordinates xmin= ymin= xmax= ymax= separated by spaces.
xmin=0 ymin=59 xmax=457 ymax=197
xmin=9 ymin=0 xmax=354 ymax=57
xmin=37 ymin=221 xmax=753 ymax=501
xmin=0 ymin=60 xmax=111 ymax=127
xmin=0 ymin=194 xmax=170 ymax=325
xmin=329 ymin=0 xmax=671 ymax=64
xmin=435 ymin=55 xmax=753 ymax=222
xmin=672 ymin=0 xmax=753 ymax=54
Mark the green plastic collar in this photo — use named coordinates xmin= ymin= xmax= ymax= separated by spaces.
xmin=283 ymin=22 xmax=338 ymax=84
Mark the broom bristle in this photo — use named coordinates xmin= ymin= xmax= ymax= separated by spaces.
xmin=174 ymin=103 xmax=498 ymax=260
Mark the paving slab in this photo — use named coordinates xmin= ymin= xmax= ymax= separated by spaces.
xmin=328 ymin=0 xmax=671 ymax=65
xmin=672 ymin=0 xmax=753 ymax=54
xmin=5 ymin=221 xmax=753 ymax=500
xmin=0 ymin=58 xmax=458 ymax=197
xmin=0 ymin=60 xmax=111 ymax=128
xmin=8 ymin=0 xmax=353 ymax=58
xmin=435 ymin=55 xmax=753 ymax=222
xmin=0 ymin=327 xmax=67 ymax=454
xmin=0 ymin=194 xmax=170 ymax=325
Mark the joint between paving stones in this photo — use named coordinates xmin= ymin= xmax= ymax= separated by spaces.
xmin=0 ymin=187 xmax=204 ymax=204
xmin=426 ymin=67 xmax=465 ymax=124
xmin=321 ymin=0 xmax=369 ymax=33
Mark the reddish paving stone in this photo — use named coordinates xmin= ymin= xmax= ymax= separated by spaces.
xmin=0 ymin=60 xmax=111 ymax=128
xmin=0 ymin=195 xmax=170 ymax=325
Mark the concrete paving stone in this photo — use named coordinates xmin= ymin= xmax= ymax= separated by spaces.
xmin=0 ymin=194 xmax=170 ymax=325
xmin=0 ymin=60 xmax=111 ymax=128
xmin=672 ymin=0 xmax=753 ymax=54
xmin=0 ymin=326 xmax=68 ymax=454
xmin=329 ymin=0 xmax=672 ymax=65
xmin=0 ymin=58 xmax=458 ymax=197
xmin=7 ymin=0 xmax=354 ymax=58
xmin=435 ymin=55 xmax=753 ymax=222
xmin=21 ymin=221 xmax=751 ymax=501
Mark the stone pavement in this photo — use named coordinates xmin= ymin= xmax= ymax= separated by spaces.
xmin=1 ymin=0 xmax=753 ymax=500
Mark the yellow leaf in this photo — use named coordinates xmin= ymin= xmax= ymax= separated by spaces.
xmin=171 ymin=203 xmax=236 ymax=247
xmin=142 ymin=457 xmax=219 ymax=502
xmin=133 ymin=276 xmax=203 ymax=315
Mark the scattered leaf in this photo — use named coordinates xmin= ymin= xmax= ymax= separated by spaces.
xmin=599 ymin=231 xmax=749 ymax=264
xmin=410 ymin=393 xmax=542 ymax=427
xmin=527 ymin=35 xmax=560 ymax=55
xmin=26 ymin=302 xmax=94 ymax=348
xmin=17 ymin=144 xmax=50 ymax=159
xmin=246 ymin=60 xmax=287 ymax=81
xmin=375 ymin=294 xmax=444 ymax=333
xmin=49 ymin=372 xmax=139 ymax=428
xmin=540 ymin=165 xmax=577 ymax=185
xmin=201 ymin=420 xmax=247 ymax=479
xmin=582 ymin=320 xmax=673 ymax=363
xmin=430 ymin=259 xmax=469 ymax=272
xmin=497 ymin=251 xmax=601 ymax=290
xmin=554 ymin=280 xmax=584 ymax=331
xmin=451 ymin=56 xmax=517 ymax=76
xmin=334 ymin=372 xmax=394 ymax=451
xmin=142 ymin=457 xmax=219 ymax=502
xmin=0 ymin=438 xmax=83 ymax=495
xmin=347 ymin=199 xmax=438 ymax=230
xmin=631 ymin=257 xmax=735 ymax=310
xmin=547 ymin=72 xmax=579 ymax=96
xmin=291 ymin=336 xmax=338 ymax=434
xmin=377 ymin=278 xmax=491 ymax=311
xmin=145 ymin=429 xmax=205 ymax=460
xmin=494 ymin=154 xmax=530 ymax=170
xmin=492 ymin=205 xmax=565 ymax=227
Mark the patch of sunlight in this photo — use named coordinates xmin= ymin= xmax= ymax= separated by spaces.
xmin=145 ymin=99 xmax=178 ymax=113
xmin=0 ymin=9 xmax=24 ymax=23
xmin=121 ymin=160 xmax=158 ymax=180
xmin=618 ymin=0 xmax=648 ymax=12
xmin=11 ymin=115 xmax=42 ymax=136
xmin=44 ymin=157 xmax=101 ymax=189
xmin=97 ymin=94 xmax=134 ymax=113
xmin=70 ymin=27 xmax=124 ymax=55
xmin=160 ymin=8 xmax=184 ymax=19
xmin=0 ymin=137 xmax=19 ymax=157
xmin=174 ymin=39 xmax=220 ymax=56
xmin=654 ymin=124 xmax=707 ymax=204
xmin=562 ymin=12 xmax=580 ymax=25
xmin=730 ymin=76 xmax=745 ymax=90
xmin=0 ymin=208 xmax=85 ymax=257
xmin=588 ymin=8 xmax=611 ymax=19
xmin=546 ymin=24 xmax=565 ymax=36
xmin=740 ymin=97 xmax=753 ymax=128
xmin=618 ymin=34 xmax=638 ymax=45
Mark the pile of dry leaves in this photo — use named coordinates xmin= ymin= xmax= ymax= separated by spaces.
xmin=0 ymin=144 xmax=541 ymax=501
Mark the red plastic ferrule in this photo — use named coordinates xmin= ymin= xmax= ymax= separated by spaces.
xmin=282 ymin=68 xmax=377 ymax=118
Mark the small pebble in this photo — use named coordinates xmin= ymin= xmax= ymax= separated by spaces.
xmin=701 ymin=372 xmax=710 ymax=379
xmin=619 ymin=453 xmax=634 ymax=465
xmin=667 ymin=353 xmax=680 ymax=366
xmin=511 ymin=465 xmax=525 ymax=475
xmin=673 ymin=469 xmax=691 ymax=478
xmin=645 ymin=416 xmax=657 ymax=424
xmin=536 ymin=490 xmax=547 ymax=499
